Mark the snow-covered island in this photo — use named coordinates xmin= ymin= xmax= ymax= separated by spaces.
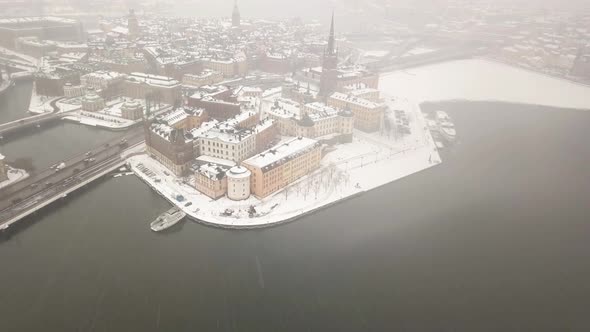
xmin=127 ymin=92 xmax=442 ymax=229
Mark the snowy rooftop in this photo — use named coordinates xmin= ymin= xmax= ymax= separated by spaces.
xmin=303 ymin=102 xmax=341 ymax=121
xmin=228 ymin=166 xmax=251 ymax=179
xmin=82 ymin=70 xmax=126 ymax=81
xmin=330 ymin=92 xmax=382 ymax=109
xmin=265 ymin=98 xmax=301 ymax=119
xmin=127 ymin=72 xmax=180 ymax=87
xmin=184 ymin=69 xmax=221 ymax=79
xmin=243 ymin=137 xmax=319 ymax=169
xmin=150 ymin=123 xmax=192 ymax=143
xmin=159 ymin=108 xmax=188 ymax=126
xmin=223 ymin=110 xmax=258 ymax=128
xmin=195 ymin=155 xmax=236 ymax=168
xmin=189 ymin=120 xmax=219 ymax=138
xmin=196 ymin=163 xmax=228 ymax=181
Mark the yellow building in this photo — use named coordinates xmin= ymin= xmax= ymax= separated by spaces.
xmin=328 ymin=92 xmax=385 ymax=133
xmin=194 ymin=163 xmax=228 ymax=199
xmin=242 ymin=137 xmax=322 ymax=198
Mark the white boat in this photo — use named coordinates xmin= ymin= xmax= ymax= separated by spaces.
xmin=435 ymin=111 xmax=456 ymax=142
xmin=150 ymin=207 xmax=185 ymax=232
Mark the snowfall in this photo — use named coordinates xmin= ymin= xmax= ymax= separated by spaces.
xmin=380 ymin=58 xmax=590 ymax=110
xmin=126 ymin=97 xmax=441 ymax=228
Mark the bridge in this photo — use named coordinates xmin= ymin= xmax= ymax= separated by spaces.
xmin=0 ymin=98 xmax=74 ymax=137
xmin=0 ymin=128 xmax=145 ymax=230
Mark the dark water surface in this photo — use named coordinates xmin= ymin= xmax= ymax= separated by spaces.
xmin=0 ymin=81 xmax=33 ymax=123
xmin=0 ymin=83 xmax=123 ymax=170
xmin=1 ymin=99 xmax=590 ymax=331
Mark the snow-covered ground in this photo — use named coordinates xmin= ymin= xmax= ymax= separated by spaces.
xmin=380 ymin=58 xmax=590 ymax=110
xmin=0 ymin=167 xmax=29 ymax=189
xmin=127 ymin=99 xmax=440 ymax=229
xmin=364 ymin=50 xmax=389 ymax=58
xmin=28 ymin=92 xmax=56 ymax=114
xmin=63 ymin=110 xmax=137 ymax=130
xmin=402 ymin=47 xmax=436 ymax=57
xmin=0 ymin=46 xmax=39 ymax=67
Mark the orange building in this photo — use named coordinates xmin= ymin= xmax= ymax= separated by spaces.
xmin=242 ymin=137 xmax=322 ymax=198
xmin=328 ymin=92 xmax=385 ymax=133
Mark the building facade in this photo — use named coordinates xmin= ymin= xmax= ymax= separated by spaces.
xmin=242 ymin=137 xmax=322 ymax=198
xmin=123 ymin=72 xmax=181 ymax=105
xmin=299 ymin=102 xmax=354 ymax=142
xmin=120 ymin=99 xmax=144 ymax=120
xmin=63 ymin=83 xmax=85 ymax=98
xmin=195 ymin=163 xmax=228 ymax=199
xmin=328 ymin=92 xmax=385 ymax=133
xmin=146 ymin=125 xmax=194 ymax=176
xmin=81 ymin=88 xmax=105 ymax=112
xmin=182 ymin=70 xmax=223 ymax=87
xmin=227 ymin=166 xmax=251 ymax=200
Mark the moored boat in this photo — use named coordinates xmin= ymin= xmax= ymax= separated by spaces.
xmin=150 ymin=207 xmax=186 ymax=232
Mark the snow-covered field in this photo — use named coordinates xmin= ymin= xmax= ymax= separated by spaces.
xmin=127 ymin=99 xmax=440 ymax=229
xmin=380 ymin=59 xmax=590 ymax=110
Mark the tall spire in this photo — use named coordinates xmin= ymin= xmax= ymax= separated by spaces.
xmin=327 ymin=11 xmax=335 ymax=55
xmin=232 ymin=0 xmax=241 ymax=27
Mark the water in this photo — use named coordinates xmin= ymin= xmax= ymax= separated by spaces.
xmin=1 ymin=98 xmax=589 ymax=330
xmin=0 ymin=81 xmax=33 ymax=123
xmin=0 ymin=82 xmax=124 ymax=170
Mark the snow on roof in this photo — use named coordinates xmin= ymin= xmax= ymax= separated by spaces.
xmin=159 ymin=108 xmax=188 ymax=126
xmin=329 ymin=92 xmax=382 ymax=110
xmin=265 ymin=98 xmax=300 ymax=119
xmin=227 ymin=166 xmax=251 ymax=179
xmin=243 ymin=137 xmax=319 ymax=169
xmin=189 ymin=120 xmax=219 ymax=138
xmin=195 ymin=155 xmax=236 ymax=168
xmin=127 ymin=72 xmax=179 ymax=87
xmin=253 ymin=117 xmax=275 ymax=133
xmin=82 ymin=70 xmax=126 ymax=80
xmin=303 ymin=102 xmax=341 ymax=121
xmin=196 ymin=163 xmax=228 ymax=180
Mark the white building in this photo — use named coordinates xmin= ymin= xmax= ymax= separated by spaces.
xmin=63 ymin=83 xmax=85 ymax=98
xmin=227 ymin=166 xmax=251 ymax=201
xmin=81 ymin=88 xmax=105 ymax=112
xmin=81 ymin=71 xmax=127 ymax=90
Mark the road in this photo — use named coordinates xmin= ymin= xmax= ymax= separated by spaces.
xmin=0 ymin=127 xmax=144 ymax=214
xmin=0 ymin=98 xmax=69 ymax=136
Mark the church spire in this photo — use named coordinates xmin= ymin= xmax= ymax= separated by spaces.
xmin=327 ymin=11 xmax=335 ymax=56
xmin=232 ymin=0 xmax=241 ymax=27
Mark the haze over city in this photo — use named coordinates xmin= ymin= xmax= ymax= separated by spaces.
xmin=1 ymin=0 xmax=589 ymax=331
